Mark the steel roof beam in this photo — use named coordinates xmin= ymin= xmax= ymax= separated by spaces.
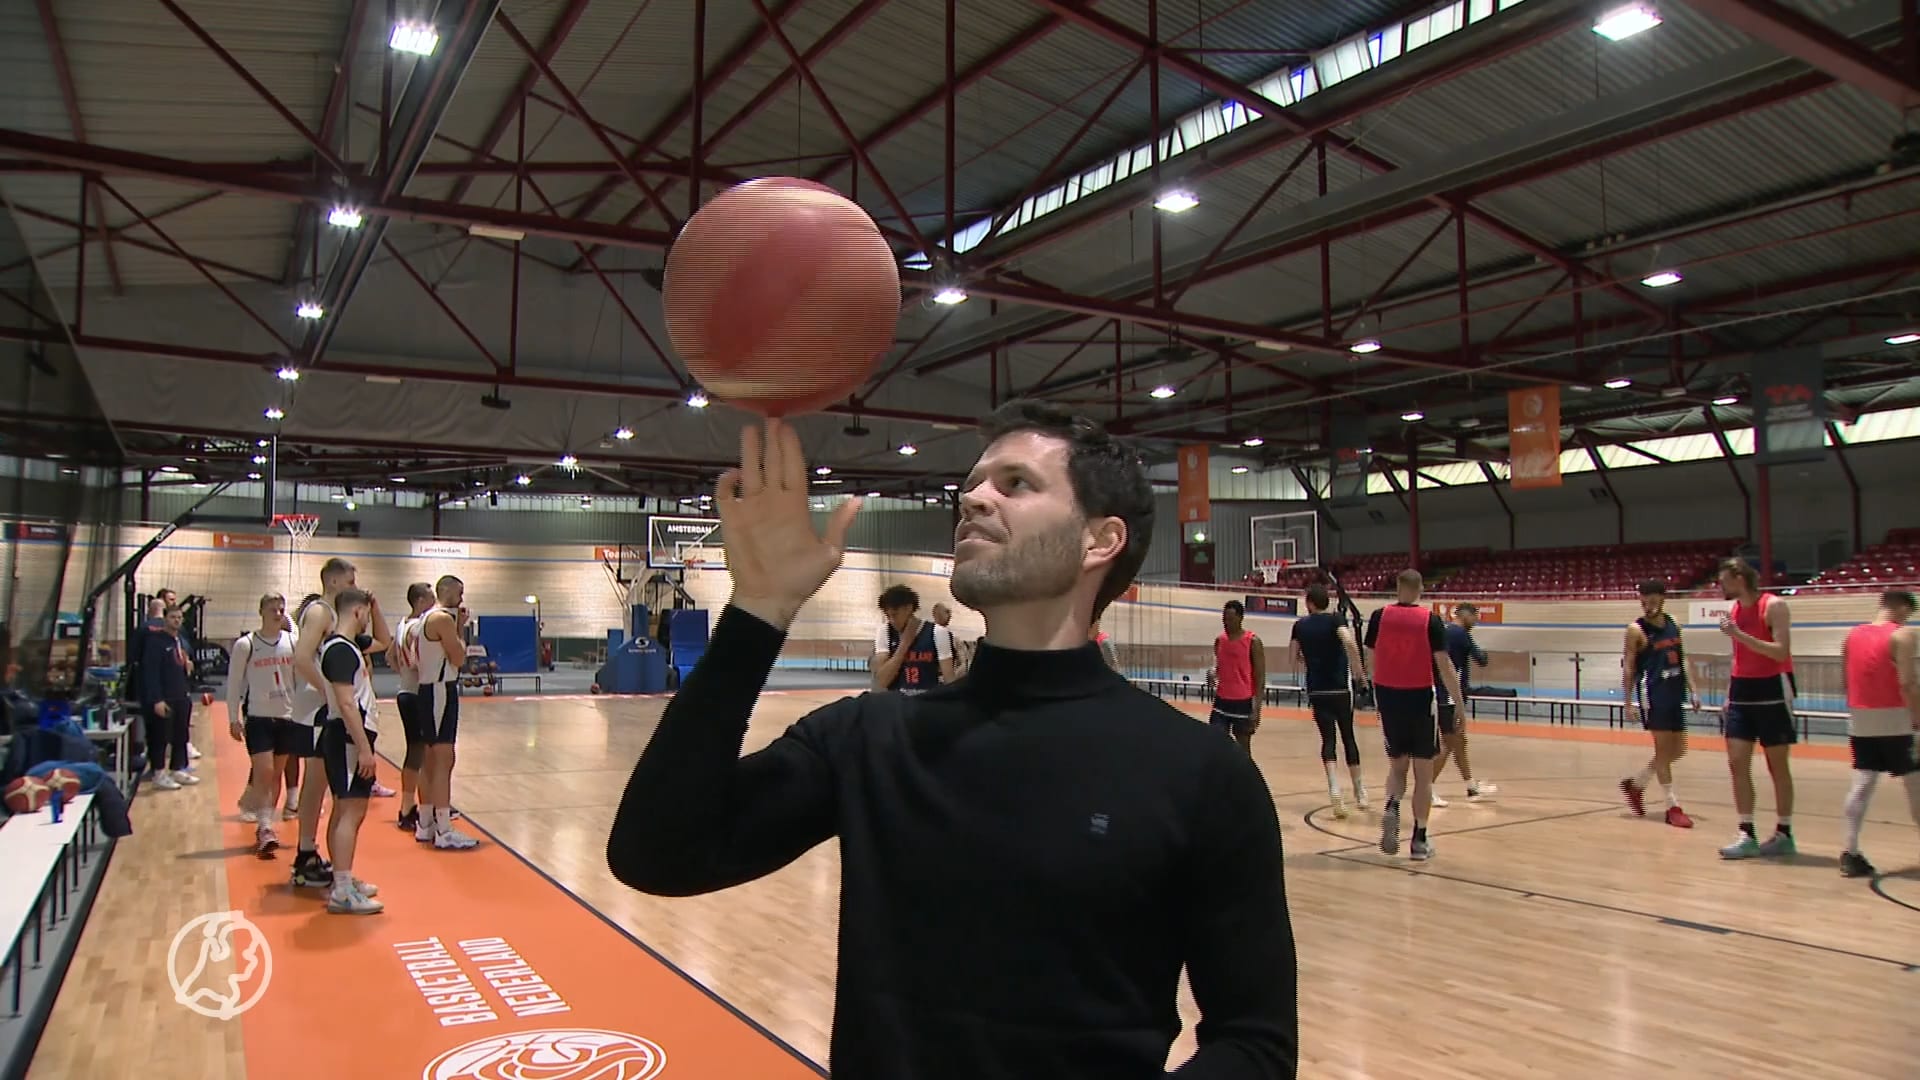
xmin=282 ymin=0 xmax=372 ymax=287
xmin=1685 ymin=0 xmax=1920 ymax=108
xmin=298 ymin=0 xmax=503 ymax=368
xmin=34 ymin=0 xmax=121 ymax=294
xmin=445 ymin=0 xmax=592 ymax=206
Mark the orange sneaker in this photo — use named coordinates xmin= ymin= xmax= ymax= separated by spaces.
xmin=1665 ymin=805 xmax=1693 ymax=829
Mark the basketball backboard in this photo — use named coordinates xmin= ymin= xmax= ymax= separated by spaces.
xmin=646 ymin=515 xmax=726 ymax=569
xmin=1248 ymin=511 xmax=1319 ymax=573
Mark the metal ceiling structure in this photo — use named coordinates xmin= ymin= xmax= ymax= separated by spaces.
xmin=0 ymin=0 xmax=1916 ymax=502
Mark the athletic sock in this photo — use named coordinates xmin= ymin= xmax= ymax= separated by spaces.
xmin=331 ymin=870 xmax=352 ymax=896
xmin=1738 ymin=816 xmax=1756 ymax=839
xmin=1634 ymin=766 xmax=1655 ymax=790
xmin=1412 ymin=826 xmax=1428 ymax=843
xmin=1843 ymin=771 xmax=1876 ymax=853
xmin=1665 ymin=784 xmax=1680 ymax=809
xmin=434 ymin=806 xmax=452 ymax=831
xmin=1323 ymin=762 xmax=1340 ymax=797
xmin=1776 ymin=818 xmax=1792 ymax=836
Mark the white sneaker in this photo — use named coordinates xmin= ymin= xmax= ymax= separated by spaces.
xmin=354 ymin=877 xmax=379 ymax=898
xmin=434 ymin=827 xmax=480 ymax=850
xmin=1467 ymin=782 xmax=1498 ymax=799
xmin=150 ymin=772 xmax=181 ymax=791
xmin=172 ymin=770 xmax=201 ymax=786
xmin=1329 ymin=790 xmax=1349 ymax=819
xmin=1430 ymin=791 xmax=1449 ymax=808
xmin=327 ymin=885 xmax=384 ymax=915
xmin=239 ymin=808 xmax=259 ymax=823
xmin=281 ymin=805 xmax=299 ymax=821
xmin=188 ymin=744 xmax=202 ymax=760
xmin=1353 ymin=786 xmax=1370 ymax=810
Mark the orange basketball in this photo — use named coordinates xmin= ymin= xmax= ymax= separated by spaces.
xmin=663 ymin=177 xmax=900 ymax=416
xmin=45 ymin=768 xmax=82 ymax=801
xmin=4 ymin=774 xmax=50 ymax=814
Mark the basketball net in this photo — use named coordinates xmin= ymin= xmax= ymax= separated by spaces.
xmin=1256 ymin=559 xmax=1289 ymax=586
xmin=274 ymin=514 xmax=320 ymax=594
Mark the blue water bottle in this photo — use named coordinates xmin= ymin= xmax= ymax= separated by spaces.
xmin=50 ymin=788 xmax=64 ymax=823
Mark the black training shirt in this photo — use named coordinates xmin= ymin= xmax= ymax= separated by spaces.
xmin=1288 ymin=612 xmax=1349 ymax=693
xmin=608 ymin=606 xmax=1298 ymax=1079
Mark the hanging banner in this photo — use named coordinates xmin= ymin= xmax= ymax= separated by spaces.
xmin=1176 ymin=444 xmax=1211 ymax=524
xmin=1752 ymin=349 xmax=1826 ymax=465
xmin=1508 ymin=386 xmax=1562 ymax=489
xmin=1328 ymin=412 xmax=1371 ymax=508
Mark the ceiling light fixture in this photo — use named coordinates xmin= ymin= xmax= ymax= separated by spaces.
xmin=866 ymin=490 xmax=882 ymax=498
xmin=685 ymin=390 xmax=709 ymax=409
xmin=1241 ymin=436 xmax=1264 ymax=447
xmin=1640 ymin=270 xmax=1683 ymax=288
xmin=1712 ymin=395 xmax=1739 ymax=406
xmin=327 ymin=207 xmax=363 ymax=229
xmin=1148 ymin=384 xmax=1177 ymax=399
xmin=1230 ymin=465 xmax=1250 ymax=475
xmin=247 ymin=472 xmax=262 ymax=480
xmin=1885 ymin=332 xmax=1920 ymax=346
xmin=558 ymin=454 xmax=578 ymax=468
xmin=389 ymin=476 xmax=406 ymax=484
xmin=1348 ymin=339 xmax=1382 ymax=354
xmin=1401 ymin=410 xmax=1425 ymax=422
xmin=264 ymin=406 xmax=285 ymax=420
xmin=1593 ymin=4 xmax=1662 ymax=42
xmin=943 ymin=482 xmax=959 ymax=491
xmin=276 ymin=365 xmax=300 ymax=381
xmin=896 ymin=444 xmax=918 ymax=456
xmin=514 ymin=474 xmax=531 ymax=486
xmin=1604 ymin=377 xmax=1634 ymax=389
xmin=295 ymin=301 xmax=323 ymax=320
xmin=251 ymin=454 xmax=267 ymax=464
xmin=159 ymin=465 xmax=180 ymax=473
xmin=815 ymin=466 xmax=832 ymax=476
xmin=613 ymin=426 xmax=634 ymax=440
xmin=1153 ymin=190 xmax=1199 ymax=213
xmin=932 ymin=287 xmax=968 ymax=305
xmin=389 ymin=21 xmax=439 ymax=55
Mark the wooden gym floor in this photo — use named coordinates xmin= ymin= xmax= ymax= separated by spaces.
xmin=25 ymin=691 xmax=1920 ymax=1079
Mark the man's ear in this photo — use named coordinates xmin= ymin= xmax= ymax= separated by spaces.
xmin=1084 ymin=516 xmax=1126 ymax=570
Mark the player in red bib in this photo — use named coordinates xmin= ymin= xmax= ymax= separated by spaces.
xmin=1210 ymin=601 xmax=1264 ymax=753
xmin=1714 ymin=558 xmax=1797 ymax=859
xmin=1838 ymin=590 xmax=1920 ymax=878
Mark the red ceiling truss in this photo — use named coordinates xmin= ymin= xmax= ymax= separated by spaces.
xmin=0 ymin=0 xmax=1914 ymax=493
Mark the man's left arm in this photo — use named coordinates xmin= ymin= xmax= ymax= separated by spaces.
xmin=1172 ymin=748 xmax=1297 ymax=1078
xmin=935 ymin=625 xmax=957 ymax=683
xmin=1248 ymin=636 xmax=1266 ymax=729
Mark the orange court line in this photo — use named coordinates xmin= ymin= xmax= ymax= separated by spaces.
xmin=1165 ymin=698 xmax=1854 ymax=761
xmin=204 ymin=702 xmax=822 ymax=1080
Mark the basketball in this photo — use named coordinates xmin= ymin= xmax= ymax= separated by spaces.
xmin=663 ymin=177 xmax=900 ymax=416
xmin=44 ymin=768 xmax=81 ymax=801
xmin=202 ymin=691 xmax=215 ymax=706
xmin=4 ymin=774 xmax=50 ymax=814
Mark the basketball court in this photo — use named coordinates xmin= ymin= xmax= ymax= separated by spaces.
xmin=4 ymin=2 xmax=1920 ymax=1078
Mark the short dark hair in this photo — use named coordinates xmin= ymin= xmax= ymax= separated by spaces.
xmin=978 ymin=400 xmax=1154 ymax=618
xmin=334 ymin=588 xmax=372 ymax=613
xmin=1638 ymin=579 xmax=1668 ymax=596
xmin=163 ymin=604 xmax=182 ymax=617
xmin=1397 ymin=569 xmax=1423 ymax=591
xmin=878 ymin=584 xmax=919 ymax=611
xmin=1305 ymin=583 xmax=1330 ymax=611
xmin=1223 ymin=600 xmax=1245 ymax=616
xmin=1456 ymin=602 xmax=1478 ymax=616
xmin=406 ymin=582 xmax=434 ymax=607
xmin=1718 ymin=557 xmax=1758 ymax=588
xmin=320 ymin=557 xmax=355 ymax=583
xmin=1883 ymin=589 xmax=1917 ymax=612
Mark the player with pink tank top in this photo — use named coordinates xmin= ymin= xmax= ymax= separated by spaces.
xmin=1837 ymin=590 xmax=1920 ymax=879
xmin=1713 ymin=558 xmax=1799 ymax=859
xmin=1209 ymin=601 xmax=1263 ymax=753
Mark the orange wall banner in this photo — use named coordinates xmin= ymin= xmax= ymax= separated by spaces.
xmin=1507 ymin=386 xmax=1562 ymax=489
xmin=1432 ymin=601 xmax=1504 ymax=624
xmin=214 ymin=532 xmax=276 ymax=551
xmin=1176 ymin=445 xmax=1211 ymax=524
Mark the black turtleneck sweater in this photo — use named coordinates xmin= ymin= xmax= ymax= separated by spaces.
xmin=608 ymin=605 xmax=1297 ymax=1079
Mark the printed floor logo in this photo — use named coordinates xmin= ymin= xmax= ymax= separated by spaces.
xmin=167 ymin=910 xmax=273 ymax=1020
xmin=424 ymin=1029 xmax=666 ymax=1080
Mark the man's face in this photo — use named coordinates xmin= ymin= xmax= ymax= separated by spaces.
xmin=1718 ymin=568 xmax=1745 ymax=599
xmin=441 ymin=581 xmax=465 ymax=608
xmin=338 ymin=603 xmax=370 ymax=638
xmin=1458 ymin=608 xmax=1479 ymax=630
xmin=951 ymin=432 xmax=1089 ymax=610
xmin=326 ymin=568 xmax=358 ymax=596
xmin=883 ymin=604 xmax=915 ymax=633
xmin=164 ymin=610 xmax=184 ymax=633
xmin=1222 ymin=604 xmax=1242 ymax=632
xmin=262 ymin=598 xmax=285 ymax=626
xmin=1639 ymin=592 xmax=1665 ymax=618
xmin=930 ymin=604 xmax=950 ymax=627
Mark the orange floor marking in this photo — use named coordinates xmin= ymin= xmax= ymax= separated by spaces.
xmin=1167 ymin=699 xmax=1853 ymax=761
xmin=208 ymin=703 xmax=820 ymax=1080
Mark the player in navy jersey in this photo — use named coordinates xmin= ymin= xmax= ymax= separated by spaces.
xmin=1619 ymin=580 xmax=1697 ymax=828
xmin=1289 ymin=584 xmax=1366 ymax=814
xmin=1430 ymin=604 xmax=1496 ymax=806
xmin=871 ymin=584 xmax=953 ymax=694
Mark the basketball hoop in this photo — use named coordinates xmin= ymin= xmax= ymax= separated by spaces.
xmin=1256 ymin=559 xmax=1289 ymax=586
xmin=273 ymin=514 xmax=320 ymax=590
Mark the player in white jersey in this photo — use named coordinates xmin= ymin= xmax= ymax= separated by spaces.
xmin=228 ymin=593 xmax=299 ymax=857
xmin=289 ymin=556 xmax=391 ymax=889
xmin=317 ymin=588 xmax=384 ymax=915
xmin=390 ymin=582 xmax=436 ymax=833
xmin=409 ymin=574 xmax=479 ymax=849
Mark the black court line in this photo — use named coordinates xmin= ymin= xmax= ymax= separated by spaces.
xmin=1315 ymin=849 xmax=1919 ymax=972
xmin=1302 ymin=802 xmax=1620 ymax=853
xmin=372 ymin=745 xmax=829 ymax=1076
xmin=1869 ymin=872 xmax=1920 ymax=916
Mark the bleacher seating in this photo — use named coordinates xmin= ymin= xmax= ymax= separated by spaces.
xmin=1806 ymin=528 xmax=1920 ymax=591
xmin=1428 ymin=539 xmax=1734 ymax=597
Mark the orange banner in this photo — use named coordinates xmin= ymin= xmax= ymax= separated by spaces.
xmin=214 ymin=532 xmax=277 ymax=551
xmin=1507 ymin=386 xmax=1562 ymax=489
xmin=1432 ymin=601 xmax=1503 ymax=624
xmin=1176 ymin=445 xmax=1210 ymax=524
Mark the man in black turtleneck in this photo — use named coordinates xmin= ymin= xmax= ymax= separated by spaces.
xmin=607 ymin=401 xmax=1296 ymax=1079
